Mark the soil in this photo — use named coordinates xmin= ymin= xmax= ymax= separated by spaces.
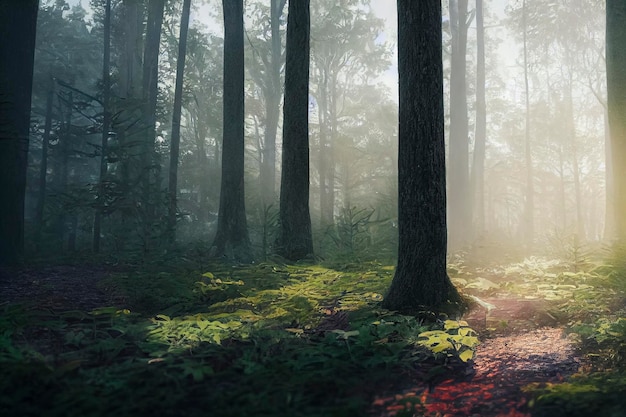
xmin=0 ymin=265 xmax=584 ymax=417
xmin=372 ymin=300 xmax=583 ymax=417
xmin=0 ymin=264 xmax=127 ymax=310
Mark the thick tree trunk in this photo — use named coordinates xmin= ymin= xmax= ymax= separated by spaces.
xmin=448 ymin=0 xmax=471 ymax=250
xmin=606 ymin=0 xmax=626 ymax=244
xmin=278 ymin=0 xmax=313 ymax=261
xmin=167 ymin=0 xmax=192 ymax=245
xmin=212 ymin=0 xmax=252 ymax=262
xmin=0 ymin=0 xmax=38 ymax=265
xmin=119 ymin=0 xmax=144 ymax=196
xmin=383 ymin=0 xmax=461 ymax=312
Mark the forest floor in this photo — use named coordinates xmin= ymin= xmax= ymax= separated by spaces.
xmin=373 ymin=303 xmax=581 ymax=417
xmin=1 ymin=256 xmax=625 ymax=417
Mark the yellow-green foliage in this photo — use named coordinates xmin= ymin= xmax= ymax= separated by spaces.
xmin=416 ymin=320 xmax=479 ymax=362
xmin=0 ymin=261 xmax=478 ymax=417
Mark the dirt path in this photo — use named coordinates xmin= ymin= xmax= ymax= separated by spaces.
xmin=373 ymin=300 xmax=582 ymax=417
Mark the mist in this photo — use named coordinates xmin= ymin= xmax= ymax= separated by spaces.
xmin=3 ymin=2 xmax=626 ymax=416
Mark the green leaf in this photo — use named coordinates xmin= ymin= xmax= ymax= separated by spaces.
xmin=458 ymin=349 xmax=474 ymax=362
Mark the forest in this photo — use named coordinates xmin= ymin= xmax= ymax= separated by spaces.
xmin=0 ymin=0 xmax=626 ymax=416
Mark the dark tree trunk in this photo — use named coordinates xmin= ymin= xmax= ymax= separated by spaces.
xmin=606 ymin=0 xmax=626 ymax=244
xmin=212 ymin=0 xmax=252 ymax=262
xmin=120 ymin=0 xmax=144 ymax=99
xmin=382 ymin=0 xmax=461 ymax=312
xmin=277 ymin=0 xmax=313 ymax=261
xmin=167 ymin=0 xmax=192 ymax=245
xmin=471 ymin=0 xmax=486 ymax=238
xmin=448 ymin=0 xmax=471 ymax=250
xmin=141 ymin=0 xmax=165 ymax=246
xmin=0 ymin=0 xmax=38 ymax=265
xmin=119 ymin=0 xmax=144 ymax=193
xmin=93 ymin=0 xmax=112 ymax=253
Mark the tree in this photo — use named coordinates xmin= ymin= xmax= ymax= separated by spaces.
xmin=309 ymin=0 xmax=392 ymax=230
xmin=521 ymin=0 xmax=535 ymax=249
xmin=93 ymin=0 xmax=112 ymax=253
xmin=447 ymin=0 xmax=472 ymax=249
xmin=0 ymin=0 xmax=39 ymax=265
xmin=246 ymin=0 xmax=288 ymax=206
xmin=167 ymin=0 xmax=192 ymax=244
xmin=277 ymin=0 xmax=313 ymax=260
xmin=212 ymin=0 xmax=252 ymax=261
xmin=140 ymin=0 xmax=165 ymax=247
xmin=382 ymin=0 xmax=462 ymax=311
xmin=606 ymin=0 xmax=626 ymax=244
xmin=471 ymin=0 xmax=486 ymax=237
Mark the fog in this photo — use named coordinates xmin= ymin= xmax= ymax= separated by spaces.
xmin=26 ymin=0 xmax=607 ymax=262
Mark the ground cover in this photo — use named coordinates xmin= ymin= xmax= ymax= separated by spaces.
xmin=0 ymin=253 xmax=624 ymax=417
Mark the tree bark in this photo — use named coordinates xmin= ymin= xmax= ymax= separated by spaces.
xmin=212 ymin=0 xmax=252 ymax=262
xmin=383 ymin=0 xmax=461 ymax=312
xmin=167 ymin=0 xmax=192 ymax=245
xmin=278 ymin=0 xmax=313 ymax=261
xmin=0 ymin=0 xmax=38 ymax=265
xmin=606 ymin=0 xmax=626 ymax=245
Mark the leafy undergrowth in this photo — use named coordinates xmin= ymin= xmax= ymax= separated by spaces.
xmin=0 ymin=261 xmax=477 ymax=417
xmin=447 ymin=253 xmax=626 ymax=417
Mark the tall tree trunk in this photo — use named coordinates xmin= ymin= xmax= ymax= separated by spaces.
xmin=119 ymin=0 xmax=144 ymax=195
xmin=606 ymin=0 xmax=626 ymax=245
xmin=0 ymin=0 xmax=38 ymax=265
xmin=54 ymin=92 xmax=73 ymax=251
xmin=212 ymin=0 xmax=252 ymax=262
xmin=278 ymin=0 xmax=313 ymax=261
xmin=167 ymin=0 xmax=192 ymax=245
xmin=317 ymin=69 xmax=333 ymax=228
xmin=93 ymin=0 xmax=112 ymax=253
xmin=383 ymin=0 xmax=461 ymax=312
xmin=522 ymin=0 xmax=534 ymax=250
xmin=35 ymin=76 xmax=54 ymax=250
xmin=259 ymin=0 xmax=287 ymax=206
xmin=448 ymin=0 xmax=471 ymax=250
xmin=604 ymin=109 xmax=614 ymax=240
xmin=192 ymin=111 xmax=210 ymax=222
xmin=567 ymin=77 xmax=585 ymax=240
xmin=471 ymin=0 xmax=486 ymax=238
xmin=141 ymin=0 xmax=165 ymax=248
